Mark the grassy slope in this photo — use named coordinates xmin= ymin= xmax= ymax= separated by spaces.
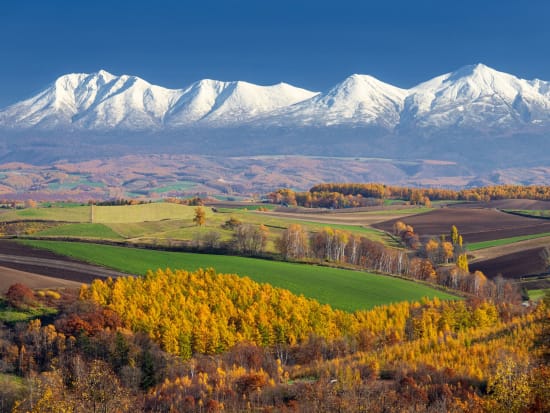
xmin=20 ymin=240 xmax=458 ymax=312
xmin=0 ymin=206 xmax=90 ymax=222
xmin=468 ymin=232 xmax=550 ymax=251
xmin=1 ymin=203 xmax=396 ymax=246
xmin=34 ymin=223 xmax=124 ymax=240
xmin=528 ymin=289 xmax=549 ymax=301
xmin=92 ymin=203 xmax=206 ymax=223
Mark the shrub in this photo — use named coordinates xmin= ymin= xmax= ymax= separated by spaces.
xmin=45 ymin=290 xmax=62 ymax=300
xmin=5 ymin=283 xmax=35 ymax=309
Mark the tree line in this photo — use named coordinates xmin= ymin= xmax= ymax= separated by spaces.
xmin=267 ymin=183 xmax=550 ymax=208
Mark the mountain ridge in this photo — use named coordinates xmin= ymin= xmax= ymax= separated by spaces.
xmin=1 ymin=64 xmax=550 ymax=132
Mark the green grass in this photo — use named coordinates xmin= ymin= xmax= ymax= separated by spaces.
xmin=468 ymin=232 xmax=550 ymax=251
xmin=0 ymin=206 xmax=91 ymax=222
xmin=19 ymin=240 xmax=458 ymax=312
xmin=528 ymin=289 xmax=549 ymax=301
xmin=34 ymin=223 xmax=125 ymax=240
xmin=0 ymin=203 xmax=209 ymax=225
xmin=0 ymin=299 xmax=57 ymax=323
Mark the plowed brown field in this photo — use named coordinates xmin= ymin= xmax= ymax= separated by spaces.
xmin=373 ymin=208 xmax=550 ymax=243
xmin=449 ymin=199 xmax=550 ymax=210
xmin=0 ymin=240 xmax=124 ymax=290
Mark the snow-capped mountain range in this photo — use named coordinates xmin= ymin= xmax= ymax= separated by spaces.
xmin=1 ymin=63 xmax=550 ymax=132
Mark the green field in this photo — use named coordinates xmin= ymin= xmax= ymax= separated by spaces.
xmin=0 ymin=205 xmax=90 ymax=222
xmin=9 ymin=205 xmax=392 ymax=247
xmin=528 ymin=289 xmax=549 ymax=301
xmin=0 ymin=203 xmax=208 ymax=225
xmin=1 ymin=202 xmax=397 ymax=246
xmin=20 ymin=240 xmax=458 ymax=312
xmin=34 ymin=223 xmax=124 ymax=240
xmin=468 ymin=232 xmax=550 ymax=251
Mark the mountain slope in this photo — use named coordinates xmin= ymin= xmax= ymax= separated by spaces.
xmin=0 ymin=64 xmax=549 ymax=135
xmin=0 ymin=70 xmax=182 ymax=129
xmin=0 ymin=71 xmax=317 ymax=130
xmin=165 ymin=79 xmax=317 ymax=126
xmin=400 ymin=63 xmax=550 ymax=130
xmin=255 ymin=74 xmax=407 ymax=128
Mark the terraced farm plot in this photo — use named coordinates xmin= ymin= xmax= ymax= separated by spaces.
xmin=373 ymin=207 xmax=550 ymax=243
xmin=19 ymin=240 xmax=458 ymax=311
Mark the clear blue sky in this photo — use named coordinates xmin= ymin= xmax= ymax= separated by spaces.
xmin=1 ymin=0 xmax=549 ymax=107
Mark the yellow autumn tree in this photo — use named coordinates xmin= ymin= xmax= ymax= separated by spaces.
xmin=193 ymin=206 xmax=206 ymax=227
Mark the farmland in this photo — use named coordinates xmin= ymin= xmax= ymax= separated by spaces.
xmin=467 ymin=232 xmax=550 ymax=251
xmin=373 ymin=207 xmax=550 ymax=243
xmin=6 ymin=202 xmax=395 ymax=248
xmin=17 ymin=240 xmax=458 ymax=312
xmin=470 ymin=247 xmax=548 ymax=287
xmin=2 ymin=198 xmax=549 ymax=297
xmin=0 ymin=193 xmax=548 ymax=412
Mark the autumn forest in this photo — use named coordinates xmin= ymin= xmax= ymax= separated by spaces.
xmin=0 ymin=183 xmax=549 ymax=412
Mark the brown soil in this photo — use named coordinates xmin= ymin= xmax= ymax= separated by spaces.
xmin=373 ymin=208 xmax=550 ymax=243
xmin=0 ymin=266 xmax=83 ymax=293
xmin=0 ymin=240 xmax=125 ymax=286
xmin=449 ymin=199 xmax=550 ymax=210
xmin=469 ymin=248 xmax=549 ymax=289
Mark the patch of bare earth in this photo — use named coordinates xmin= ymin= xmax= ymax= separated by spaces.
xmin=469 ymin=248 xmax=549 ymax=289
xmin=0 ymin=240 xmax=126 ymax=289
xmin=373 ymin=208 xmax=550 ymax=243
xmin=0 ymin=266 xmax=83 ymax=293
xmin=449 ymin=199 xmax=550 ymax=210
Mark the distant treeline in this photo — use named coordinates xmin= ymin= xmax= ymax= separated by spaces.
xmin=268 ymin=184 xmax=550 ymax=208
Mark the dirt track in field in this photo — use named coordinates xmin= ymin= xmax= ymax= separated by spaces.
xmin=373 ymin=208 xmax=550 ymax=243
xmin=0 ymin=240 xmax=127 ymax=290
xmin=258 ymin=209 xmax=428 ymax=226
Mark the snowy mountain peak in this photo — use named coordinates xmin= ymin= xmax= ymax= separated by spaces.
xmin=401 ymin=63 xmax=550 ymax=129
xmin=1 ymin=64 xmax=550 ymax=132
xmin=256 ymin=73 xmax=406 ymax=127
xmin=165 ymin=78 xmax=317 ymax=126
